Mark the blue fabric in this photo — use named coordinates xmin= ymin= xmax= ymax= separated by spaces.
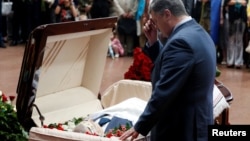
xmin=210 ymin=0 xmax=221 ymax=45
xmin=104 ymin=116 xmax=132 ymax=133
xmin=98 ymin=117 xmax=111 ymax=126
xmin=136 ymin=0 xmax=146 ymax=20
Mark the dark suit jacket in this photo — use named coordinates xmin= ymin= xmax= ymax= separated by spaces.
xmin=134 ymin=19 xmax=216 ymax=141
xmin=182 ymin=0 xmax=194 ymax=16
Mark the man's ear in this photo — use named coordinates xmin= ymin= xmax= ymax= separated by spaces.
xmin=163 ymin=9 xmax=171 ymax=20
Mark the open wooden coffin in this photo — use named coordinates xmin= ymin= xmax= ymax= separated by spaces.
xmin=27 ymin=79 xmax=232 ymax=141
xmin=16 ymin=17 xmax=117 ymax=131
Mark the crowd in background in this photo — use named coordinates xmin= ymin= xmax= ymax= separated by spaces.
xmin=0 ymin=0 xmax=250 ymax=69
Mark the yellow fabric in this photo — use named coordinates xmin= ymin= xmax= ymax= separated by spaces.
xmin=247 ymin=2 xmax=250 ymax=17
xmin=247 ymin=1 xmax=250 ymax=26
xmin=199 ymin=2 xmax=210 ymax=32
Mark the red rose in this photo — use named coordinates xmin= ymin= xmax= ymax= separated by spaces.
xmin=9 ymin=96 xmax=15 ymax=101
xmin=124 ymin=47 xmax=153 ymax=81
xmin=1 ymin=93 xmax=8 ymax=102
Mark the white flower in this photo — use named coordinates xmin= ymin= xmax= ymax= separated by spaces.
xmin=68 ymin=121 xmax=76 ymax=129
xmin=6 ymin=100 xmax=11 ymax=105
xmin=62 ymin=125 xmax=69 ymax=130
xmin=13 ymin=106 xmax=17 ymax=112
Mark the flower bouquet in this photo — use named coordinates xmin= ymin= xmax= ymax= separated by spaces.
xmin=0 ymin=91 xmax=28 ymax=141
xmin=105 ymin=123 xmax=131 ymax=138
xmin=124 ymin=47 xmax=153 ymax=81
xmin=43 ymin=117 xmax=85 ymax=132
xmin=42 ymin=117 xmax=132 ymax=138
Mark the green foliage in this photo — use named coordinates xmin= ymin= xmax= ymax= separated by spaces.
xmin=45 ymin=117 xmax=85 ymax=130
xmin=0 ymin=100 xmax=28 ymax=141
xmin=216 ymin=67 xmax=221 ymax=77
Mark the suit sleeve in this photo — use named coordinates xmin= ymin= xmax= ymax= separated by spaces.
xmin=143 ymin=41 xmax=161 ymax=63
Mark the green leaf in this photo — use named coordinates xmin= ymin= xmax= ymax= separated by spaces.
xmin=0 ymin=99 xmax=28 ymax=141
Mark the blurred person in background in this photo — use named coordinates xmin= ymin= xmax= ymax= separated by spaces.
xmin=89 ymin=0 xmax=111 ymax=18
xmin=55 ymin=0 xmax=78 ymax=22
xmin=10 ymin=0 xmax=32 ymax=46
xmin=224 ymin=0 xmax=247 ymax=69
xmin=0 ymin=0 xmax=6 ymax=48
xmin=115 ymin=0 xmax=138 ymax=56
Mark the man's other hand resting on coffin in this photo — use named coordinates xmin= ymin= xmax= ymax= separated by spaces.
xmin=120 ymin=0 xmax=216 ymax=141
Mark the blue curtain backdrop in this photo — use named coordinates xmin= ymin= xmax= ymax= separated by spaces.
xmin=210 ymin=0 xmax=221 ymax=45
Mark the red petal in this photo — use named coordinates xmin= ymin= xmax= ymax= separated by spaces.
xmin=9 ymin=95 xmax=15 ymax=101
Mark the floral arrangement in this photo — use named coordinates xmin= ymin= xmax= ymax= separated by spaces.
xmin=124 ymin=47 xmax=153 ymax=81
xmin=216 ymin=67 xmax=221 ymax=77
xmin=43 ymin=117 xmax=131 ymax=138
xmin=0 ymin=91 xmax=28 ymax=141
xmin=105 ymin=123 xmax=131 ymax=138
xmin=43 ymin=117 xmax=84 ymax=132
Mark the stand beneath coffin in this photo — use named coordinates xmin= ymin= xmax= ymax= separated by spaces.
xmin=214 ymin=79 xmax=233 ymax=125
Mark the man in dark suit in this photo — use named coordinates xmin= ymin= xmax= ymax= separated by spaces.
xmin=120 ymin=0 xmax=216 ymax=141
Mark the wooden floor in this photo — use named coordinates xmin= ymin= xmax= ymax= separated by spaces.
xmin=0 ymin=44 xmax=250 ymax=125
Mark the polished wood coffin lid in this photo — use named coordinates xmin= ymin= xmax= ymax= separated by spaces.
xmin=16 ymin=17 xmax=117 ymax=131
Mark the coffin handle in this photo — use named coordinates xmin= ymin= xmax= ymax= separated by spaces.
xmin=32 ymin=104 xmax=45 ymax=127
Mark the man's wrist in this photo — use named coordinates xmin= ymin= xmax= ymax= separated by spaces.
xmin=146 ymin=41 xmax=157 ymax=48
